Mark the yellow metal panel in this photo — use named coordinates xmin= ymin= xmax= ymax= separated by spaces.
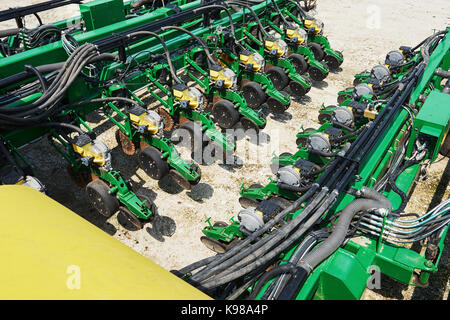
xmin=0 ymin=185 xmax=210 ymax=300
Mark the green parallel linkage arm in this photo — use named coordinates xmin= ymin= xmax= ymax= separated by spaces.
xmin=46 ymin=124 xmax=154 ymax=219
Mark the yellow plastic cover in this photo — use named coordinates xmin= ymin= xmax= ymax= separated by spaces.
xmin=209 ymin=68 xmax=234 ymax=88
xmin=0 ymin=185 xmax=211 ymax=300
xmin=304 ymin=19 xmax=322 ymax=34
xmin=129 ymin=112 xmax=159 ymax=134
xmin=265 ymin=39 xmax=285 ymax=57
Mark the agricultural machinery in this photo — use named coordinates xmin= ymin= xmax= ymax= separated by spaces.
xmin=178 ymin=28 xmax=450 ymax=300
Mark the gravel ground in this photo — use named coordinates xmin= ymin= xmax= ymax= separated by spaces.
xmin=1 ymin=0 xmax=449 ymax=300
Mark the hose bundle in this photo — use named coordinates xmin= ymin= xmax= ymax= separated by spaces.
xmin=354 ymin=198 xmax=450 ymax=244
xmin=0 ymin=43 xmax=121 ymax=130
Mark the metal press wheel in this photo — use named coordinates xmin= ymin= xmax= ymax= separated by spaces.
xmin=242 ymin=81 xmax=267 ymax=109
xmin=169 ymin=169 xmax=192 ymax=190
xmin=324 ymin=54 xmax=341 ymax=70
xmin=241 ymin=116 xmax=261 ymax=134
xmin=267 ymin=66 xmax=290 ymax=90
xmin=200 ymin=236 xmax=228 ymax=254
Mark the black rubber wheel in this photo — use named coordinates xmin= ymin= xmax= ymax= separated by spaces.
xmin=270 ymin=152 xmax=292 ymax=174
xmin=324 ymin=54 xmax=341 ymax=70
xmin=212 ymin=99 xmax=240 ymax=129
xmin=201 ymin=236 xmax=228 ymax=254
xmin=267 ymin=66 xmax=290 ymax=90
xmin=439 ymin=133 xmax=450 ymax=157
xmin=86 ymin=179 xmax=119 ymax=218
xmin=242 ymin=81 xmax=267 ymax=109
xmin=289 ymin=53 xmax=308 ymax=74
xmin=308 ymin=42 xmax=325 ymax=61
xmin=241 ymin=116 xmax=260 ymax=133
xmin=318 ymin=113 xmax=332 ymax=124
xmin=289 ymin=80 xmax=309 ymax=97
xmin=138 ymin=146 xmax=169 ymax=180
xmin=267 ymin=93 xmax=289 ymax=114
xmin=308 ymin=66 xmax=328 ymax=81
xmin=173 ymin=120 xmax=207 ymax=156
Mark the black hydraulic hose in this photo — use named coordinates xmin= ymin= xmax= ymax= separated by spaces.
xmin=330 ymin=125 xmax=366 ymax=143
xmin=277 ymin=187 xmax=391 ymax=300
xmin=176 ymin=255 xmax=217 ymax=276
xmin=286 ymin=0 xmax=306 ymax=23
xmin=247 ymin=263 xmax=296 ymax=299
xmin=199 ymin=189 xmax=336 ymax=289
xmin=266 ymin=230 xmax=328 ymax=299
xmin=160 ymin=25 xmax=217 ymax=65
xmin=127 ymin=31 xmax=182 ymax=83
xmin=24 ymin=64 xmax=48 ymax=92
xmin=388 ymin=158 xmax=421 ymax=215
xmin=269 ymin=0 xmax=290 ymax=25
xmin=0 ymin=62 xmax=64 ymax=90
xmin=0 ymin=28 xmax=20 ymax=38
xmin=277 ymin=182 xmax=312 ymax=193
xmin=435 ymin=68 xmax=450 ymax=79
xmin=21 ymin=121 xmax=86 ymax=135
xmin=0 ymin=43 xmax=96 ymax=113
xmin=185 ymin=185 xmax=320 ymax=281
xmin=0 ymin=48 xmax=118 ymax=120
xmin=308 ymin=149 xmax=338 ymax=157
xmin=332 ymin=64 xmax=425 ymax=192
xmin=302 ymin=163 xmax=330 ymax=178
xmin=421 ymin=30 xmax=447 ymax=65
xmin=33 ymin=12 xmax=43 ymax=26
xmin=0 ymin=97 xmax=138 ymax=129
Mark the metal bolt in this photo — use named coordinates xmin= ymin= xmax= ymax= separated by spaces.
xmin=424 ymin=260 xmax=433 ymax=268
